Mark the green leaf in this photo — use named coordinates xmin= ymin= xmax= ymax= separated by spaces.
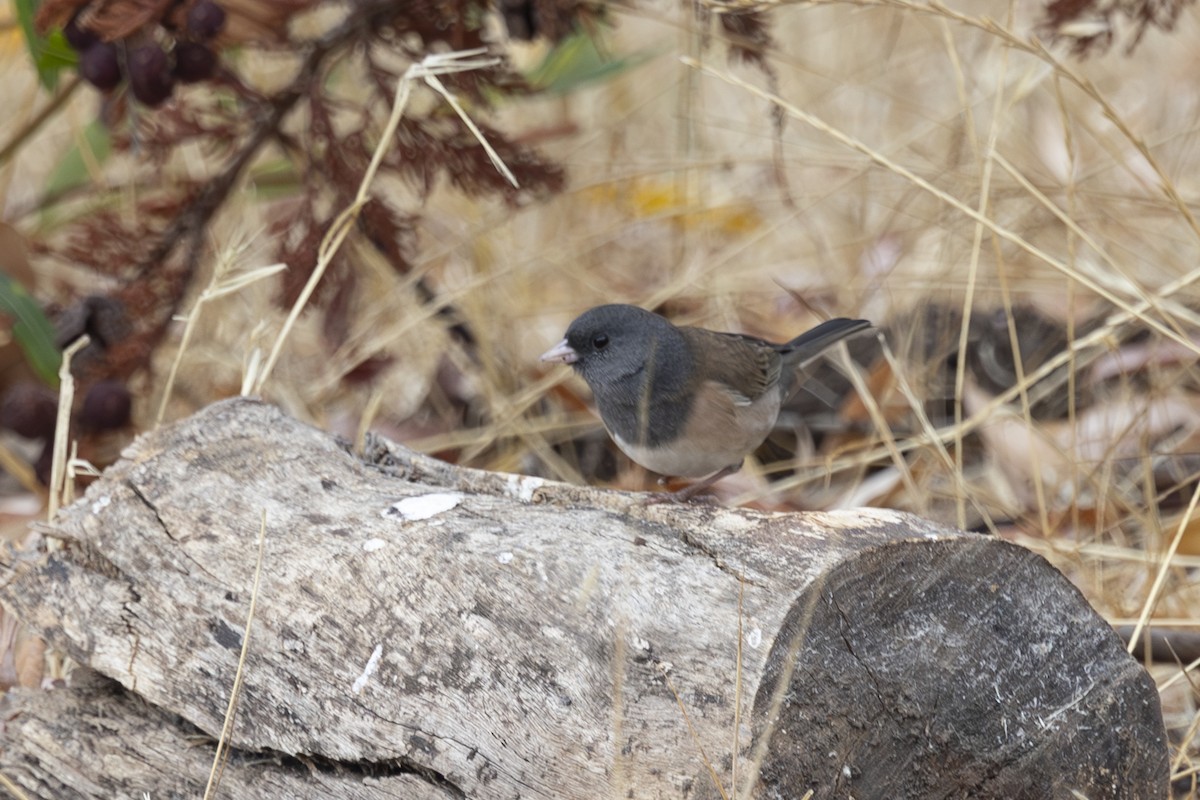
xmin=0 ymin=272 xmax=61 ymax=387
xmin=15 ymin=0 xmax=78 ymax=90
xmin=246 ymin=158 xmax=303 ymax=200
xmin=525 ymin=31 xmax=655 ymax=96
xmin=44 ymin=120 xmax=112 ymax=197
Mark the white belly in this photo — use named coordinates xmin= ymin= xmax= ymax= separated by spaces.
xmin=611 ymin=384 xmax=782 ymax=478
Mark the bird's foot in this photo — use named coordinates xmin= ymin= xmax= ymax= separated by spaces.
xmin=643 ymin=463 xmax=742 ymax=505
xmin=642 ymin=486 xmax=719 ymax=505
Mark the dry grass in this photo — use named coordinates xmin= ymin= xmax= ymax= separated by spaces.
xmin=3 ymin=0 xmax=1200 ymax=793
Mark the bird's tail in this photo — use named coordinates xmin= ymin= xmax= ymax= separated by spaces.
xmin=782 ymin=318 xmax=874 ymax=367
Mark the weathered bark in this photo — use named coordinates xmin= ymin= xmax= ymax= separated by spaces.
xmin=1 ymin=668 xmax=447 ymax=798
xmin=0 ymin=398 xmax=1168 ymax=798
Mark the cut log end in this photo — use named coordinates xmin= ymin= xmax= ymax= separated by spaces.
xmin=746 ymin=537 xmax=1166 ymax=800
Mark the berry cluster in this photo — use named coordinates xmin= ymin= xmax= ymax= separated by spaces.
xmin=66 ymin=0 xmax=227 ymax=107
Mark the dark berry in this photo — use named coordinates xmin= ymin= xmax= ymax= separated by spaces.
xmin=0 ymin=383 xmax=58 ymax=440
xmin=173 ymin=41 xmax=217 ymax=82
xmin=55 ymin=295 xmax=129 ymax=351
xmin=33 ymin=441 xmax=54 ymax=486
xmin=500 ymin=0 xmax=536 ymax=40
xmin=79 ymin=42 xmax=121 ymax=92
xmin=79 ymin=380 xmax=132 ymax=431
xmin=187 ymin=0 xmax=227 ymax=40
xmin=128 ymin=44 xmax=175 ymax=107
xmin=63 ymin=12 xmax=98 ymax=52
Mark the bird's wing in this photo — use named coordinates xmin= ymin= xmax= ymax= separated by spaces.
xmin=679 ymin=327 xmax=781 ymax=403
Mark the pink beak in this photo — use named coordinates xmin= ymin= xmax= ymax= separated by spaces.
xmin=540 ymin=339 xmax=578 ymax=364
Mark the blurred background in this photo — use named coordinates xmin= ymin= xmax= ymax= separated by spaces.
xmin=1 ymin=0 xmax=1199 ymax=790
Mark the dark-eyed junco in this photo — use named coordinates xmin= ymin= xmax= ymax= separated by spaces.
xmin=541 ymin=304 xmax=873 ymax=500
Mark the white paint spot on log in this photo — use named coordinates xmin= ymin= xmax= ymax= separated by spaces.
xmin=712 ymin=511 xmax=754 ymax=533
xmin=352 ymin=644 xmax=384 ymax=695
xmin=747 ymin=627 xmax=762 ymax=648
xmin=383 ymin=492 xmax=463 ymax=521
xmin=497 ymin=551 xmax=514 ymax=564
xmin=506 ymin=474 xmax=545 ymax=502
xmin=91 ymin=495 xmax=111 ymax=514
xmin=363 ymin=538 xmax=386 ymax=552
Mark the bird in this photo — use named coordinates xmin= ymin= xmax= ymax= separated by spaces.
xmin=540 ymin=304 xmax=873 ymax=501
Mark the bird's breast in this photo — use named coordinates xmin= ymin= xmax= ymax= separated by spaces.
xmin=610 ymin=381 xmax=782 ymax=478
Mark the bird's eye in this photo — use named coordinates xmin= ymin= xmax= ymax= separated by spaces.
xmin=592 ymin=334 xmax=610 ymax=350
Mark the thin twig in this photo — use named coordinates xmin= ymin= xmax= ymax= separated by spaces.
xmin=611 ymin=618 xmax=628 ymax=799
xmin=952 ymin=1 xmax=1010 ymax=531
xmin=156 ymin=253 xmax=285 ymax=425
xmin=0 ymin=77 xmax=82 ymax=168
xmin=0 ymin=440 xmax=39 ymax=495
xmin=737 ymin=582 xmax=826 ymax=799
xmin=732 ymin=575 xmax=745 ymax=799
xmin=202 ymin=510 xmax=269 ymax=800
xmin=47 ymin=336 xmax=90 ymax=522
xmin=659 ymin=663 xmax=730 ymax=800
xmin=0 ymin=770 xmax=32 ymax=800
xmin=1126 ymin=480 xmax=1200 ymax=654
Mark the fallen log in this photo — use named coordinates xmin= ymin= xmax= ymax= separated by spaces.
xmin=0 ymin=398 xmax=1168 ymax=798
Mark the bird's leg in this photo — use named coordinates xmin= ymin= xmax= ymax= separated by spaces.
xmin=645 ymin=462 xmax=743 ymax=504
